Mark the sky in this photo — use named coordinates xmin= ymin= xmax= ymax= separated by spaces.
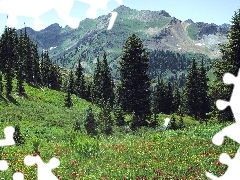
xmin=0 ymin=0 xmax=239 ymax=33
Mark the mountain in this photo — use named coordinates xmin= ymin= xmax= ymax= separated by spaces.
xmin=17 ymin=5 xmax=229 ymax=74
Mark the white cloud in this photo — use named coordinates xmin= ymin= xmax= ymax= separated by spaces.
xmin=0 ymin=0 xmax=122 ymax=31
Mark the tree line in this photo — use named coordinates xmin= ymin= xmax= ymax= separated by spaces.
xmin=0 ymin=8 xmax=239 ymax=135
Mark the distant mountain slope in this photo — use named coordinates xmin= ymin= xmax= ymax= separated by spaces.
xmin=17 ymin=5 xmax=229 ymax=74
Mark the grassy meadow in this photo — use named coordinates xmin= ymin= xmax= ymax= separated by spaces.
xmin=0 ymin=81 xmax=238 ymax=180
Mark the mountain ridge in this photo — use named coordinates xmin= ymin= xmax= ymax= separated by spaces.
xmin=16 ymin=5 xmax=230 ymax=72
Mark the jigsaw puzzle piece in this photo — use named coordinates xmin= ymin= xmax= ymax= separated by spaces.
xmin=24 ymin=155 xmax=60 ymax=180
xmin=206 ymin=147 xmax=240 ymax=180
xmin=0 ymin=126 xmax=15 ymax=147
xmin=0 ymin=160 xmax=8 ymax=171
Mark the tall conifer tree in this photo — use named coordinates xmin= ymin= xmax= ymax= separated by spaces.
xmin=119 ymin=34 xmax=151 ymax=127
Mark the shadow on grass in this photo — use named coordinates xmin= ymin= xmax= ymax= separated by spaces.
xmin=6 ymin=95 xmax=20 ymax=106
xmin=0 ymin=95 xmax=8 ymax=104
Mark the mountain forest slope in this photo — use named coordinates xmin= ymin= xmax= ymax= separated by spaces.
xmin=18 ymin=5 xmax=229 ymax=78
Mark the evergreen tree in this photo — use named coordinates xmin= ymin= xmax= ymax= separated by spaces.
xmin=93 ymin=57 xmax=102 ymax=104
xmin=114 ymin=103 xmax=125 ymax=126
xmin=68 ymin=70 xmax=75 ymax=94
xmin=172 ymin=86 xmax=181 ymax=113
xmin=75 ymin=59 xmax=86 ymax=99
xmin=16 ymin=30 xmax=25 ymax=96
xmin=32 ymin=44 xmax=41 ymax=85
xmin=64 ymin=75 xmax=73 ymax=108
xmin=13 ymin=125 xmax=25 ymax=146
xmin=119 ymin=34 xmax=151 ymax=127
xmin=210 ymin=9 xmax=240 ymax=122
xmin=169 ymin=115 xmax=178 ymax=130
xmin=198 ymin=59 xmax=210 ymax=123
xmin=164 ymin=82 xmax=174 ymax=114
xmin=16 ymin=63 xmax=25 ymax=96
xmin=184 ymin=58 xmax=199 ymax=119
xmin=0 ymin=72 xmax=3 ymax=94
xmin=23 ymin=28 xmax=34 ymax=84
xmin=101 ymin=52 xmax=115 ymax=107
xmin=48 ymin=64 xmax=62 ymax=91
xmin=178 ymin=116 xmax=185 ymax=130
xmin=98 ymin=101 xmax=113 ymax=135
xmin=40 ymin=50 xmax=51 ymax=87
xmin=84 ymin=106 xmax=98 ymax=136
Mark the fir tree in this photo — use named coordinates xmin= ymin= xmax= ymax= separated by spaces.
xmin=93 ymin=57 xmax=102 ymax=104
xmin=64 ymin=75 xmax=73 ymax=108
xmin=119 ymin=34 xmax=151 ymax=127
xmin=210 ymin=9 xmax=240 ymax=122
xmin=0 ymin=72 xmax=3 ymax=94
xmin=23 ymin=28 xmax=34 ymax=84
xmin=184 ymin=58 xmax=199 ymax=119
xmin=164 ymin=82 xmax=174 ymax=114
xmin=172 ymin=86 xmax=181 ymax=113
xmin=13 ymin=125 xmax=25 ymax=146
xmin=101 ymin=52 xmax=115 ymax=107
xmin=84 ymin=106 xmax=98 ymax=136
xmin=114 ymin=103 xmax=125 ymax=126
xmin=198 ymin=59 xmax=210 ymax=123
xmin=75 ymin=59 xmax=86 ymax=99
xmin=169 ymin=115 xmax=178 ymax=130
xmin=16 ymin=63 xmax=25 ymax=96
xmin=32 ymin=44 xmax=41 ymax=85
xmin=98 ymin=101 xmax=113 ymax=135
xmin=68 ymin=70 xmax=75 ymax=94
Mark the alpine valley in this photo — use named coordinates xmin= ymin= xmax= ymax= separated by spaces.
xmin=17 ymin=5 xmax=230 ymax=81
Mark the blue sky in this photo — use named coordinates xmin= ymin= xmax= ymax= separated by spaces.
xmin=0 ymin=0 xmax=239 ymax=33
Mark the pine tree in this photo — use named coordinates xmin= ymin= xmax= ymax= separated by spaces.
xmin=32 ymin=44 xmax=41 ymax=85
xmin=0 ymin=72 xmax=3 ymax=94
xmin=16 ymin=63 xmax=25 ymax=96
xmin=101 ymin=52 xmax=115 ymax=107
xmin=184 ymin=58 xmax=199 ymax=119
xmin=13 ymin=125 xmax=25 ymax=146
xmin=119 ymin=34 xmax=151 ymax=127
xmin=40 ymin=50 xmax=51 ymax=87
xmin=178 ymin=116 xmax=185 ymax=130
xmin=48 ymin=64 xmax=62 ymax=91
xmin=164 ymin=82 xmax=174 ymax=114
xmin=93 ymin=57 xmax=102 ymax=104
xmin=198 ymin=59 xmax=210 ymax=124
xmin=64 ymin=75 xmax=73 ymax=108
xmin=23 ymin=28 xmax=34 ymax=84
xmin=68 ymin=70 xmax=75 ymax=94
xmin=172 ymin=86 xmax=181 ymax=113
xmin=16 ymin=30 xmax=25 ymax=96
xmin=210 ymin=9 xmax=240 ymax=122
xmin=169 ymin=115 xmax=178 ymax=130
xmin=75 ymin=59 xmax=86 ymax=99
xmin=114 ymin=103 xmax=125 ymax=126
xmin=84 ymin=106 xmax=98 ymax=136
xmin=98 ymin=101 xmax=113 ymax=135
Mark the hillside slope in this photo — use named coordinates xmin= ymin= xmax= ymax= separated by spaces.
xmin=18 ymin=5 xmax=229 ymax=73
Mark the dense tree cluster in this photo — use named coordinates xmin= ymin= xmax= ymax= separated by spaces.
xmin=0 ymin=27 xmax=62 ymax=97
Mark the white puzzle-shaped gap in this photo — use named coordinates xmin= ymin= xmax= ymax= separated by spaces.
xmin=206 ymin=69 xmax=240 ymax=179
xmin=24 ymin=155 xmax=60 ymax=180
xmin=0 ymin=0 xmax=122 ymax=30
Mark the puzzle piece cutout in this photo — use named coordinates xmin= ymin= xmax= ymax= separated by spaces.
xmin=206 ymin=69 xmax=240 ymax=179
xmin=0 ymin=126 xmax=15 ymax=174
xmin=206 ymin=147 xmax=240 ymax=180
xmin=0 ymin=0 xmax=122 ymax=31
xmin=24 ymin=155 xmax=60 ymax=180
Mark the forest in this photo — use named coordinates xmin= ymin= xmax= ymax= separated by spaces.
xmin=0 ymin=8 xmax=239 ymax=180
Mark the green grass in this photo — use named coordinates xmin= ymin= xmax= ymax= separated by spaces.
xmin=187 ymin=24 xmax=199 ymax=40
xmin=0 ymin=82 xmax=236 ymax=179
